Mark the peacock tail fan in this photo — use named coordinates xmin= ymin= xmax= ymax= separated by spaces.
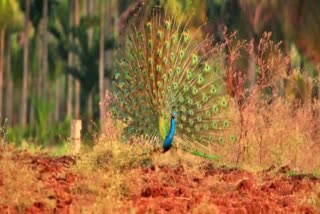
xmin=112 ymin=5 xmax=236 ymax=152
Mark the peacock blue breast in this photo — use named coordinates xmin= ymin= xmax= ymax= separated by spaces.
xmin=163 ymin=112 xmax=177 ymax=151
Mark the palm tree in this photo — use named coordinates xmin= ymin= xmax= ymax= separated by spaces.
xmin=0 ymin=0 xmax=22 ymax=122
xmin=21 ymin=0 xmax=31 ymax=127
xmin=99 ymin=0 xmax=106 ymax=127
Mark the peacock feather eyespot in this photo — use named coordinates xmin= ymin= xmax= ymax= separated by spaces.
xmin=202 ymin=93 xmax=209 ymax=102
xmin=139 ymin=33 xmax=144 ymax=40
xmin=150 ymin=73 xmax=155 ymax=81
xmin=182 ymin=31 xmax=190 ymax=43
xmin=192 ymin=87 xmax=199 ymax=95
xmin=204 ymin=124 xmax=209 ymax=131
xmin=124 ymin=70 xmax=131 ymax=80
xmin=172 ymin=34 xmax=178 ymax=43
xmin=142 ymin=69 xmax=147 ymax=77
xmin=148 ymin=40 xmax=153 ymax=48
xmin=157 ymin=81 xmax=162 ymax=88
xmin=210 ymin=85 xmax=217 ymax=94
xmin=187 ymin=98 xmax=194 ymax=105
xmin=180 ymin=105 xmax=186 ymax=112
xmin=188 ymin=109 xmax=194 ymax=116
xmin=218 ymin=137 xmax=224 ymax=144
xmin=197 ymin=74 xmax=205 ymax=85
xmin=157 ymin=30 xmax=163 ymax=39
xmin=170 ymin=53 xmax=175 ymax=62
xmin=212 ymin=122 xmax=218 ymax=129
xmin=162 ymin=74 xmax=168 ymax=82
xmin=129 ymin=52 xmax=135 ymax=60
xmin=173 ymin=82 xmax=178 ymax=90
xmin=176 ymin=67 xmax=182 ymax=75
xmin=164 ymin=41 xmax=170 ymax=49
xmin=204 ymin=63 xmax=211 ymax=72
xmin=229 ymin=135 xmax=237 ymax=142
xmin=168 ymin=69 xmax=174 ymax=76
xmin=179 ymin=50 xmax=185 ymax=59
xmin=157 ymin=49 xmax=162 ymax=57
xmin=165 ymin=20 xmax=171 ymax=29
xmin=178 ymin=96 xmax=184 ymax=103
xmin=213 ymin=105 xmax=219 ymax=113
xmin=181 ymin=115 xmax=187 ymax=121
xmin=163 ymin=57 xmax=169 ymax=65
xmin=189 ymin=118 xmax=194 ymax=125
xmin=183 ymin=85 xmax=190 ymax=92
xmin=223 ymin=120 xmax=230 ymax=127
xmin=192 ymin=54 xmax=199 ymax=65
xmin=148 ymin=58 xmax=153 ymax=65
xmin=119 ymin=59 xmax=127 ymax=67
xmin=118 ymin=80 xmax=125 ymax=88
xmin=186 ymin=70 xmax=193 ymax=80
xmin=114 ymin=72 xmax=120 ymax=80
xmin=146 ymin=22 xmax=152 ymax=30
xmin=220 ymin=97 xmax=228 ymax=108
xmin=156 ymin=65 xmax=162 ymax=72
xmin=132 ymin=98 xmax=137 ymax=105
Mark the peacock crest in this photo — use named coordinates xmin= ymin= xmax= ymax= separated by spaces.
xmin=112 ymin=6 xmax=235 ymax=152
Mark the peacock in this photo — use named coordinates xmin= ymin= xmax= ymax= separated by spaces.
xmin=112 ymin=6 xmax=235 ymax=156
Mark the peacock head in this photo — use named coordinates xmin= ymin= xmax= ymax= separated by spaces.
xmin=172 ymin=111 xmax=177 ymax=119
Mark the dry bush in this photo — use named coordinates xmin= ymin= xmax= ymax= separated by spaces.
xmin=216 ymin=31 xmax=320 ymax=173
xmin=101 ymin=90 xmax=121 ymax=141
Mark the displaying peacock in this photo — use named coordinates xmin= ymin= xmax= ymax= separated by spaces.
xmin=112 ymin=6 xmax=235 ymax=155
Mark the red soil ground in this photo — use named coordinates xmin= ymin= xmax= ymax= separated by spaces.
xmin=0 ymin=152 xmax=319 ymax=213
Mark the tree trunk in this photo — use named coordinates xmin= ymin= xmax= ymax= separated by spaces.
xmin=99 ymin=0 xmax=106 ymax=127
xmin=67 ymin=0 xmax=74 ymax=119
xmin=74 ymin=0 xmax=80 ymax=119
xmin=37 ymin=34 xmax=43 ymax=98
xmin=55 ymin=77 xmax=62 ymax=122
xmin=5 ymin=34 xmax=13 ymax=125
xmin=42 ymin=0 xmax=49 ymax=100
xmin=21 ymin=0 xmax=30 ymax=127
xmin=87 ymin=92 xmax=93 ymax=123
xmin=0 ymin=28 xmax=5 ymax=120
xmin=84 ymin=0 xmax=94 ymax=126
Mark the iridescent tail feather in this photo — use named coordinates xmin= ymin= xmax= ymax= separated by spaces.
xmin=112 ymin=6 xmax=235 ymax=152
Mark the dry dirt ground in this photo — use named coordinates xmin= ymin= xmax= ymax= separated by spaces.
xmin=1 ymin=149 xmax=320 ymax=213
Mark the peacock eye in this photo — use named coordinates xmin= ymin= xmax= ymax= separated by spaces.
xmin=146 ymin=22 xmax=152 ymax=30
xmin=157 ymin=31 xmax=163 ymax=39
xmin=165 ymin=20 xmax=171 ymax=29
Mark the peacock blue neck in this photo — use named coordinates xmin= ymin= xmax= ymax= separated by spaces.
xmin=163 ymin=113 xmax=176 ymax=152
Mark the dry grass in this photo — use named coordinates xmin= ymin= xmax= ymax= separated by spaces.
xmin=218 ymin=98 xmax=320 ymax=172
xmin=0 ymin=146 xmax=46 ymax=212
